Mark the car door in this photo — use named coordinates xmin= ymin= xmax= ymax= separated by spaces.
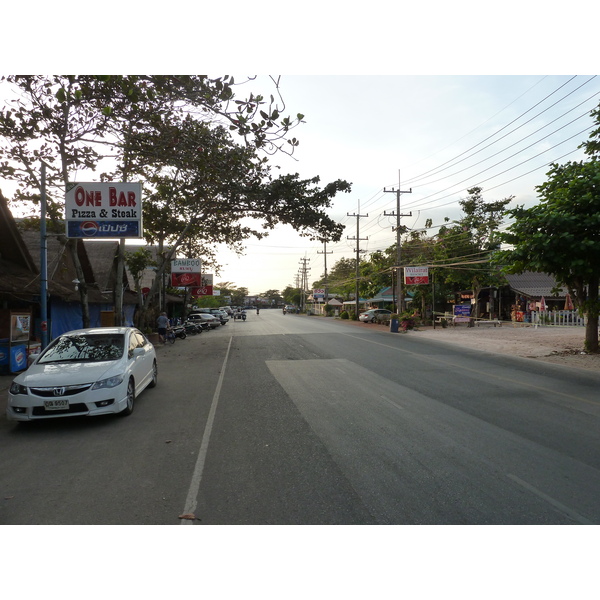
xmin=129 ymin=330 xmax=152 ymax=392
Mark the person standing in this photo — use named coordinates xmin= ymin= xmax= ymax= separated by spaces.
xmin=157 ymin=312 xmax=169 ymax=344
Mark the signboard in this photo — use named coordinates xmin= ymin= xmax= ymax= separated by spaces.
xmin=454 ymin=303 xmax=471 ymax=323
xmin=11 ymin=314 xmax=31 ymax=343
xmin=65 ymin=182 xmax=143 ymax=238
xmin=190 ymin=286 xmax=213 ymax=297
xmin=171 ymin=273 xmax=202 ymax=287
xmin=313 ymin=288 xmax=325 ymax=300
xmin=184 ymin=274 xmax=214 ymax=295
xmin=171 ymin=258 xmax=201 ymax=273
xmin=404 ymin=266 xmax=429 ymax=285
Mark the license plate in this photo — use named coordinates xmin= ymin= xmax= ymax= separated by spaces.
xmin=44 ymin=399 xmax=69 ymax=411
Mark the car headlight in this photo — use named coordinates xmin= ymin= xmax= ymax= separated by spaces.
xmin=91 ymin=375 xmax=125 ymax=390
xmin=10 ymin=382 xmax=28 ymax=395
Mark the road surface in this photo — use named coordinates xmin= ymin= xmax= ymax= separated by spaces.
xmin=1 ymin=310 xmax=600 ymax=524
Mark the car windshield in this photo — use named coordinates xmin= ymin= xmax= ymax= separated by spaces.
xmin=38 ymin=334 xmax=125 ymax=363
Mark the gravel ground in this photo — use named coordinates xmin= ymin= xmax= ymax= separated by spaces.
xmin=343 ymin=319 xmax=600 ymax=372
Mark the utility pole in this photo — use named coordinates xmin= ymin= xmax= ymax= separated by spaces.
xmin=318 ymin=238 xmax=333 ymax=313
xmin=347 ymin=203 xmax=368 ymax=316
xmin=384 ymin=171 xmax=412 ymax=314
xmin=298 ymin=257 xmax=310 ymax=312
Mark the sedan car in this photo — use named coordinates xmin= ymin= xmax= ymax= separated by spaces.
xmin=187 ymin=313 xmax=221 ymax=329
xmin=358 ymin=309 xmax=393 ymax=323
xmin=6 ymin=327 xmax=157 ymax=422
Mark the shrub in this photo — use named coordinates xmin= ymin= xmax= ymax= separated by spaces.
xmin=340 ymin=310 xmax=349 ymax=320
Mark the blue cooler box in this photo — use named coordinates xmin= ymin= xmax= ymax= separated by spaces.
xmin=10 ymin=344 xmax=27 ymax=372
xmin=0 ymin=344 xmax=9 ymax=375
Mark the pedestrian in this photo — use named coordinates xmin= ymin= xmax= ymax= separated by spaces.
xmin=157 ymin=311 xmax=169 ymax=344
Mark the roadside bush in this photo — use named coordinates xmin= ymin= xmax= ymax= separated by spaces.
xmin=399 ymin=311 xmax=417 ymax=331
xmin=340 ymin=310 xmax=349 ymax=320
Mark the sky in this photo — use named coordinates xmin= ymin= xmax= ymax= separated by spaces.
xmin=213 ymin=74 xmax=600 ymax=294
xmin=5 ymin=3 xmax=600 ymax=301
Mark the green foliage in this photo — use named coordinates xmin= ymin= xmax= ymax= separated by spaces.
xmin=194 ymin=296 xmax=221 ymax=308
xmin=340 ymin=310 xmax=349 ymax=320
xmin=124 ymin=247 xmax=156 ymax=292
xmin=495 ymin=158 xmax=600 ymax=352
xmin=282 ymin=286 xmax=302 ymax=306
xmin=259 ymin=289 xmax=283 ymax=306
xmin=313 ymin=257 xmax=357 ymax=300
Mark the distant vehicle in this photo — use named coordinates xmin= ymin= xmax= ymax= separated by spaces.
xmin=219 ymin=306 xmax=234 ymax=316
xmin=188 ymin=313 xmax=221 ymax=329
xmin=359 ymin=309 xmax=392 ymax=323
xmin=6 ymin=327 xmax=157 ymax=421
xmin=285 ymin=305 xmax=296 ymax=312
xmin=208 ymin=309 xmax=229 ymax=324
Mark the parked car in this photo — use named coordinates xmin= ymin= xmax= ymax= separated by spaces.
xmin=359 ymin=309 xmax=393 ymax=323
xmin=188 ymin=313 xmax=221 ymax=329
xmin=219 ymin=306 xmax=234 ymax=316
xmin=6 ymin=327 xmax=157 ymax=422
xmin=208 ymin=309 xmax=229 ymax=324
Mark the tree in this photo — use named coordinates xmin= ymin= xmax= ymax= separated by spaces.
xmin=495 ymin=159 xmax=600 ymax=352
xmin=313 ymin=257 xmax=357 ymax=300
xmin=259 ymin=289 xmax=283 ymax=307
xmin=282 ymin=286 xmax=302 ymax=307
xmin=436 ymin=187 xmax=512 ymax=318
xmin=124 ymin=247 xmax=156 ymax=326
xmin=0 ymin=76 xmax=349 ymax=329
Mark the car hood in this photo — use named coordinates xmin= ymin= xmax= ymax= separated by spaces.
xmin=16 ymin=361 xmax=121 ymax=387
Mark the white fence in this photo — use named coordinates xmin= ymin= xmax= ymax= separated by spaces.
xmin=530 ymin=310 xmax=586 ymax=327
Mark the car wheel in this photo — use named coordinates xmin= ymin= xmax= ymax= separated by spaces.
xmin=148 ymin=360 xmax=158 ymax=388
xmin=121 ymin=378 xmax=135 ymax=416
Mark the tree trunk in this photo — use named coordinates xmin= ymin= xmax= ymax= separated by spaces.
xmin=114 ymin=239 xmax=126 ymax=326
xmin=584 ymin=274 xmax=599 ymax=353
xmin=68 ymin=239 xmax=90 ymax=328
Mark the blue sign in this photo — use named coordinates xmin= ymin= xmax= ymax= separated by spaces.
xmin=67 ymin=220 xmax=140 ymax=238
xmin=454 ymin=304 xmax=471 ymax=317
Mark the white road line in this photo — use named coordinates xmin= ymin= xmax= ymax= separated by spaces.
xmin=507 ymin=473 xmax=594 ymax=524
xmin=180 ymin=335 xmax=233 ymax=524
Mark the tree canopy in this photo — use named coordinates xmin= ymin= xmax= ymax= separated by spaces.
xmin=494 ymin=159 xmax=600 ymax=351
xmin=0 ymin=75 xmax=350 ymax=326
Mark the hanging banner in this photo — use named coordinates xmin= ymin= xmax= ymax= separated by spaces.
xmin=65 ymin=182 xmax=143 ymax=238
xmin=404 ymin=266 xmax=429 ymax=285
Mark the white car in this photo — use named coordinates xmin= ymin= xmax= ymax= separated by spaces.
xmin=188 ymin=313 xmax=221 ymax=329
xmin=6 ymin=327 xmax=157 ymax=422
xmin=358 ymin=309 xmax=393 ymax=323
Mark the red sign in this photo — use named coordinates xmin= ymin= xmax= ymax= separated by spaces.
xmin=190 ymin=286 xmax=213 ymax=297
xmin=171 ymin=273 xmax=201 ymax=287
xmin=404 ymin=266 xmax=429 ymax=285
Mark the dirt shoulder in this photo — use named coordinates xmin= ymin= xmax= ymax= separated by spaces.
xmin=338 ymin=319 xmax=600 ymax=372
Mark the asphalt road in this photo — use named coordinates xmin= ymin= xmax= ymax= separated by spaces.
xmin=1 ymin=310 xmax=600 ymax=525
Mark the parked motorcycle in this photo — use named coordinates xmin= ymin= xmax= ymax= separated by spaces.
xmin=172 ymin=324 xmax=187 ymax=340
xmin=183 ymin=321 xmax=202 ymax=335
